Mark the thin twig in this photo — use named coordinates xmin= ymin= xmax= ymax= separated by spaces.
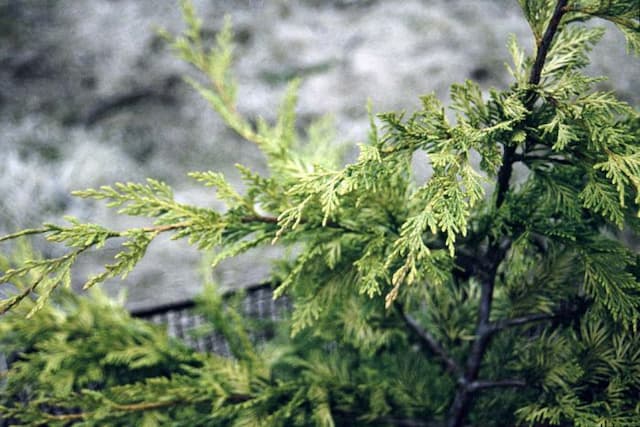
xmin=468 ymin=379 xmax=526 ymax=391
xmin=0 ymin=247 xmax=89 ymax=315
xmin=43 ymin=400 xmax=180 ymax=422
xmin=490 ymin=312 xmax=556 ymax=333
xmin=112 ymin=399 xmax=182 ymax=412
xmin=335 ymin=408 xmax=435 ymax=426
xmin=517 ymin=154 xmax=573 ymax=165
xmin=241 ymin=215 xmax=279 ymax=224
xmin=0 ymin=273 xmax=46 ymax=315
xmin=0 ymin=227 xmax=50 ymax=243
xmin=490 ymin=299 xmax=588 ymax=334
xmin=398 ymin=305 xmax=461 ymax=375
xmin=528 ymin=0 xmax=569 ymax=90
xmin=45 ymin=412 xmax=86 ymax=421
xmin=140 ymin=221 xmax=192 ymax=234
xmin=380 ymin=417 xmax=431 ymax=427
xmin=42 ymin=393 xmax=252 ymax=422
xmin=241 ymin=213 xmax=359 ymax=233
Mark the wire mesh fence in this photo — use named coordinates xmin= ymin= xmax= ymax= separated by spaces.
xmin=132 ymin=283 xmax=291 ymax=354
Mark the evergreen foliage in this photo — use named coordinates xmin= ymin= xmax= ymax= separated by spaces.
xmin=1 ymin=0 xmax=639 ymax=425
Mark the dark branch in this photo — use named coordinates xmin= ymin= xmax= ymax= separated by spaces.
xmin=490 ymin=312 xmax=556 ymax=333
xmin=334 ymin=410 xmax=435 ymax=427
xmin=528 ymin=0 xmax=569 ymax=90
xmin=45 ymin=412 xmax=86 ymax=422
xmin=447 ymin=3 xmax=570 ymax=425
xmin=380 ymin=417 xmax=432 ymax=427
xmin=516 ymin=154 xmax=573 ymax=166
xmin=463 ymin=241 xmax=510 ymax=379
xmin=398 ymin=306 xmax=461 ymax=375
xmin=240 ymin=214 xmax=279 ymax=224
xmin=490 ymin=297 xmax=591 ymax=334
xmin=494 ymin=146 xmax=516 ymax=209
xmin=496 ymin=0 xmax=568 ymax=209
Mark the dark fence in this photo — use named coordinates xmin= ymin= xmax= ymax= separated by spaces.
xmin=131 ymin=283 xmax=291 ymax=354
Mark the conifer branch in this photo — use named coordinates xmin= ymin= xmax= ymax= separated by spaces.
xmin=468 ymin=379 xmax=526 ymax=391
xmin=447 ymin=250 xmax=507 ymax=426
xmin=490 ymin=298 xmax=590 ymax=334
xmin=240 ymin=215 xmax=279 ymax=224
xmin=379 ymin=417 xmax=431 ymax=427
xmin=335 ymin=407 xmax=434 ymax=427
xmin=0 ymin=221 xmax=190 ymax=245
xmin=497 ymin=0 xmax=568 ymax=208
xmin=529 ymin=0 xmax=570 ymax=90
xmin=42 ymin=399 xmax=181 ymax=422
xmin=448 ymin=2 xmax=570 ymax=426
xmin=45 ymin=412 xmax=86 ymax=421
xmin=518 ymin=154 xmax=573 ymax=165
xmin=0 ymin=272 xmax=46 ymax=314
xmin=112 ymin=399 xmax=182 ymax=412
xmin=42 ymin=393 xmax=253 ymax=422
xmin=463 ymin=245 xmax=510 ymax=380
xmin=0 ymin=227 xmax=50 ymax=243
xmin=139 ymin=222 xmax=191 ymax=234
xmin=495 ymin=148 xmax=516 ymax=209
xmin=241 ymin=213 xmax=359 ymax=233
xmin=0 ymin=221 xmax=193 ymax=313
xmin=398 ymin=306 xmax=461 ymax=375
xmin=490 ymin=312 xmax=557 ymax=332
xmin=0 ymin=247 xmax=88 ymax=315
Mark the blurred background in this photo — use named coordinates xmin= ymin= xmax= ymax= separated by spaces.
xmin=1 ymin=0 xmax=638 ymax=311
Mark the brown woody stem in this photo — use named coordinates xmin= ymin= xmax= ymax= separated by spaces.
xmin=398 ymin=306 xmax=461 ymax=375
xmin=446 ymin=2 xmax=569 ymax=426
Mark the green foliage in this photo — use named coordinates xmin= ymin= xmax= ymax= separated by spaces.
xmin=0 ymin=270 xmax=451 ymax=426
xmin=1 ymin=0 xmax=639 ymax=426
